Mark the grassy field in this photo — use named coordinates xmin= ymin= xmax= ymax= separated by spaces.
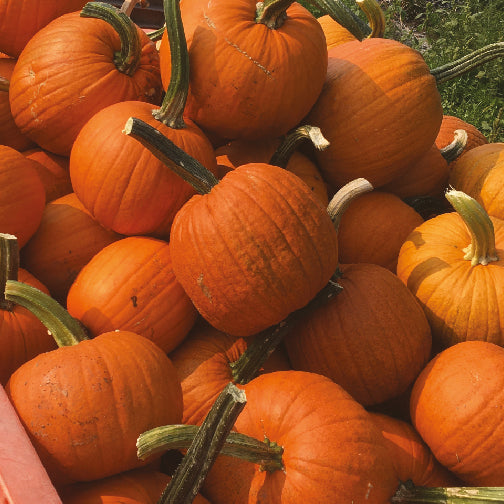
xmin=309 ymin=0 xmax=504 ymax=142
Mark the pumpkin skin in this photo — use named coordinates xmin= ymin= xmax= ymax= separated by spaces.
xmin=67 ymin=236 xmax=198 ymax=354
xmin=169 ymin=162 xmax=339 ymax=337
xmin=448 ymin=143 xmax=504 ymax=220
xmin=336 ymin=191 xmax=424 ymax=272
xmin=284 ymin=263 xmax=432 ymax=406
xmin=159 ymin=0 xmax=328 ymax=141
xmin=0 ymin=269 xmax=56 ymax=385
xmin=0 ymin=145 xmax=46 ymax=248
xmin=9 ymin=11 xmax=163 ymax=155
xmin=169 ymin=321 xmax=291 ymax=425
xmin=0 ymin=0 xmax=87 ymax=57
xmin=20 ymin=193 xmax=123 ymax=306
xmin=370 ymin=412 xmax=460 ymax=487
xmin=69 ymin=100 xmax=217 ymax=237
xmin=306 ymin=38 xmax=443 ymax=190
xmin=396 ymin=210 xmax=504 ymax=350
xmin=6 ymin=330 xmax=183 ymax=486
xmin=410 ymin=341 xmax=504 ymax=485
xmin=202 ymin=370 xmax=399 ymax=504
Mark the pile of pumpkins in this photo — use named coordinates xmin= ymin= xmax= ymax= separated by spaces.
xmin=1 ymin=0 xmax=504 ymax=502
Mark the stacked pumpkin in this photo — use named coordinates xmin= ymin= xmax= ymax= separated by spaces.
xmin=1 ymin=0 xmax=504 ymax=501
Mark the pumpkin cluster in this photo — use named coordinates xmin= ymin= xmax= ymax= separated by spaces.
xmin=1 ymin=0 xmax=504 ymax=502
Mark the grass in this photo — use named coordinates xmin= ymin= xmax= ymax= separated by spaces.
xmin=305 ymin=0 xmax=504 ymax=142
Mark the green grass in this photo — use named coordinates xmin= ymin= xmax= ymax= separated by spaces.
xmin=304 ymin=0 xmax=504 ymax=142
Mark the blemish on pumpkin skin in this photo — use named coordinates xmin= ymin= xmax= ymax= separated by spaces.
xmin=197 ymin=273 xmax=212 ymax=302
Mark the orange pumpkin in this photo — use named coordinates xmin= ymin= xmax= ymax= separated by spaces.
xmin=435 ymin=114 xmax=488 ymax=155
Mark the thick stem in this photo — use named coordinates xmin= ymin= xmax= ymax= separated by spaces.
xmin=431 ymin=42 xmax=504 ymax=85
xmin=151 ymin=0 xmax=189 ymax=128
xmin=229 ymin=278 xmax=342 ymax=384
xmin=156 ymin=383 xmax=248 ymax=504
xmin=0 ymin=76 xmax=9 ymax=93
xmin=138 ymin=424 xmax=284 ymax=471
xmin=123 ymin=116 xmax=219 ymax=194
xmin=256 ymin=0 xmax=291 ymax=29
xmin=120 ymin=0 xmax=141 ymax=16
xmin=326 ymin=177 xmax=374 ymax=232
xmin=440 ymin=129 xmax=468 ymax=163
xmin=356 ymin=0 xmax=385 ymax=38
xmin=392 ymin=481 xmax=504 ymax=503
xmin=80 ymin=1 xmax=141 ymax=76
xmin=269 ymin=125 xmax=330 ymax=169
xmin=4 ymin=280 xmax=89 ymax=347
xmin=0 ymin=234 xmax=19 ymax=311
xmin=445 ymin=189 xmax=499 ymax=266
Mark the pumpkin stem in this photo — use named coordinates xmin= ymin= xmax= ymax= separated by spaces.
xmin=440 ymin=129 xmax=468 ymax=163
xmin=151 ymin=0 xmax=189 ymax=128
xmin=0 ymin=234 xmax=19 ymax=311
xmin=138 ymin=387 xmax=285 ymax=475
xmin=4 ymin=280 xmax=89 ymax=347
xmin=0 ymin=76 xmax=9 ymax=93
xmin=147 ymin=25 xmax=165 ymax=43
xmin=230 ymin=278 xmax=342 ymax=384
xmin=445 ymin=189 xmax=499 ymax=266
xmin=123 ymin=116 xmax=219 ymax=194
xmin=431 ymin=42 xmax=504 ymax=85
xmin=119 ymin=0 xmax=141 ymax=16
xmin=154 ymin=383 xmax=249 ymax=503
xmin=392 ymin=480 xmax=504 ymax=503
xmin=269 ymin=125 xmax=330 ymax=169
xmin=80 ymin=1 xmax=141 ymax=76
xmin=327 ymin=177 xmax=374 ymax=232
xmin=356 ymin=0 xmax=385 ymax=38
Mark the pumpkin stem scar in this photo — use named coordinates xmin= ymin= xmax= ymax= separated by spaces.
xmin=197 ymin=273 xmax=212 ymax=301
xmin=223 ymin=37 xmax=273 ymax=77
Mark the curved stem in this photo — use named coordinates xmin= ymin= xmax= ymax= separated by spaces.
xmin=327 ymin=177 xmax=374 ymax=232
xmin=80 ymin=1 xmax=141 ymax=76
xmin=256 ymin=0 xmax=291 ymax=29
xmin=445 ymin=189 xmax=499 ymax=266
xmin=269 ymin=125 xmax=330 ymax=169
xmin=0 ymin=76 xmax=9 ymax=93
xmin=356 ymin=0 xmax=385 ymax=38
xmin=123 ymin=116 xmax=219 ymax=194
xmin=156 ymin=383 xmax=248 ymax=504
xmin=147 ymin=25 xmax=165 ymax=42
xmin=392 ymin=481 xmax=504 ymax=503
xmin=120 ymin=0 xmax=141 ymax=16
xmin=440 ymin=129 xmax=468 ymax=163
xmin=431 ymin=42 xmax=504 ymax=85
xmin=0 ymin=234 xmax=19 ymax=311
xmin=151 ymin=0 xmax=188 ymax=128
xmin=4 ymin=280 xmax=89 ymax=347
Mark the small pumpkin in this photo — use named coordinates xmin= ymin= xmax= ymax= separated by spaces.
xmin=435 ymin=114 xmax=488 ymax=157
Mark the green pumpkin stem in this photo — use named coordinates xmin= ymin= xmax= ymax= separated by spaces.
xmin=0 ymin=234 xmax=19 ymax=311
xmin=440 ymin=129 xmax=468 ymax=163
xmin=4 ymin=280 xmax=89 ymax=347
xmin=269 ymin=125 xmax=330 ymax=169
xmin=147 ymin=25 xmax=165 ymax=42
xmin=431 ymin=42 xmax=504 ymax=85
xmin=156 ymin=383 xmax=248 ymax=504
xmin=327 ymin=177 xmax=374 ymax=232
xmin=356 ymin=0 xmax=385 ymax=38
xmin=230 ymin=279 xmax=342 ymax=384
xmin=152 ymin=0 xmax=189 ymax=128
xmin=445 ymin=189 xmax=499 ymax=266
xmin=123 ymin=116 xmax=219 ymax=193
xmin=80 ymin=2 xmax=141 ymax=76
xmin=392 ymin=481 xmax=504 ymax=503
xmin=0 ymin=76 xmax=9 ymax=93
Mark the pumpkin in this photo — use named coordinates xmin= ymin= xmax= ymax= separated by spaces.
xmin=20 ymin=193 xmax=123 ymax=306
xmin=0 ymin=234 xmax=56 ymax=385
xmin=0 ymin=145 xmax=46 ymax=248
xmin=158 ymin=0 xmax=328 ymax=141
xmin=435 ymin=114 xmax=488 ymax=156
xmin=66 ymin=236 xmax=198 ymax=354
xmin=284 ymin=262 xmax=432 ymax=406
xmin=9 ymin=4 xmax=163 ymax=155
xmin=397 ymin=189 xmax=504 ymax=351
xmin=0 ymin=56 xmax=35 ymax=151
xmin=5 ymin=280 xmax=183 ymax=485
xmin=202 ymin=370 xmax=399 ymax=503
xmin=305 ymin=38 xmax=443 ymax=190
xmin=410 ymin=340 xmax=504 ymax=485
xmin=448 ymin=142 xmax=504 ymax=220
